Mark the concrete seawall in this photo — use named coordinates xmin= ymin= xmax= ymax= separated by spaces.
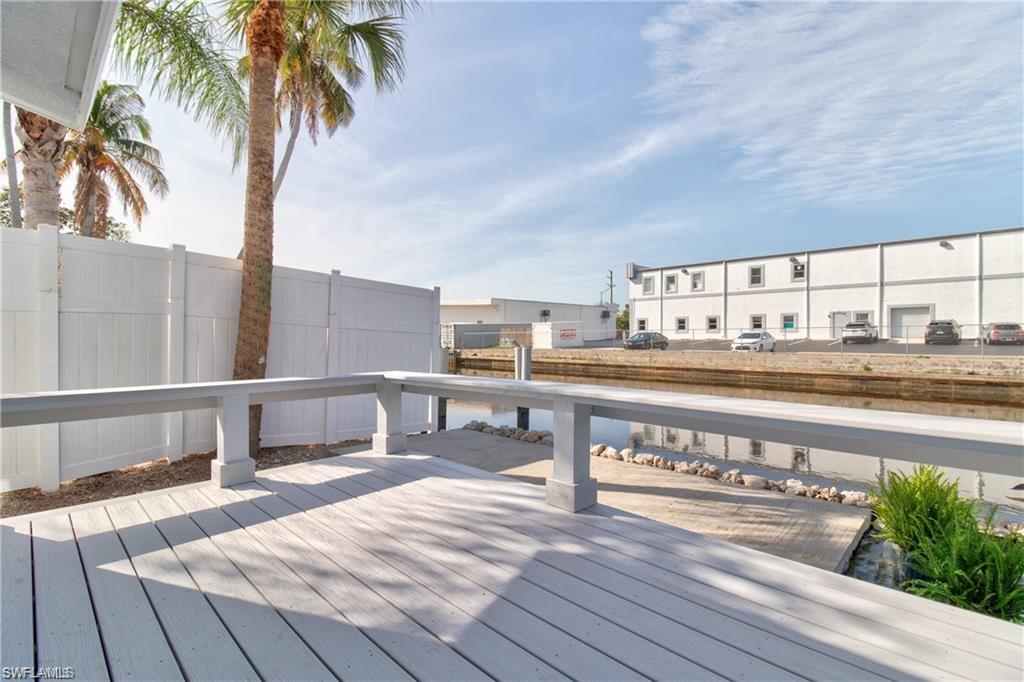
xmin=456 ymin=348 xmax=1024 ymax=407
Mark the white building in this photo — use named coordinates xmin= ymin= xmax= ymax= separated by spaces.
xmin=626 ymin=227 xmax=1023 ymax=340
xmin=441 ymin=298 xmax=618 ymax=341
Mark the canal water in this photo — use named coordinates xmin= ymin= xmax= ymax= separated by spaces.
xmin=448 ymin=368 xmax=1024 ymax=514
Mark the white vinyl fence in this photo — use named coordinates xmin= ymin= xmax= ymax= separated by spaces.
xmin=0 ymin=226 xmax=441 ymax=491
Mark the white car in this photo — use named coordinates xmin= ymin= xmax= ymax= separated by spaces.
xmin=841 ymin=321 xmax=879 ymax=344
xmin=731 ymin=331 xmax=776 ymax=352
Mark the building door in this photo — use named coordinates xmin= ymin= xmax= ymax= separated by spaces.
xmin=890 ymin=306 xmax=931 ymax=340
xmin=830 ymin=311 xmax=850 ymax=338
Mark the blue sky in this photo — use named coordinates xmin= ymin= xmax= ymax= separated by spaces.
xmin=107 ymin=1 xmax=1023 ymax=303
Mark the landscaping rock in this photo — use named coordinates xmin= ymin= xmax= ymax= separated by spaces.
xmin=541 ymin=436 xmax=553 ymax=446
xmin=604 ymin=447 xmax=621 ymax=461
xmin=742 ymin=475 xmax=767 ymax=489
xmin=590 ymin=444 xmax=607 ymax=457
xmin=525 ymin=431 xmax=541 ymax=443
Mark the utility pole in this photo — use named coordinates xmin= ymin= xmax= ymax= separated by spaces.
xmin=607 ymin=270 xmax=615 ymax=307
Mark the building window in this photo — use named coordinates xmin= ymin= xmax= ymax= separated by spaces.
xmin=637 ymin=318 xmax=647 ymax=331
xmin=781 ymin=313 xmax=798 ymax=331
xmin=664 ymin=274 xmax=678 ymax=294
xmin=748 ymin=265 xmax=765 ymax=287
xmin=666 ymin=429 xmax=678 ymax=445
xmin=676 ymin=317 xmax=688 ymax=332
xmin=690 ymin=271 xmax=705 ymax=292
xmin=750 ymin=314 xmax=765 ymax=330
xmin=792 ymin=446 xmax=809 ymax=470
xmin=791 ymin=261 xmax=806 ymax=281
xmin=706 ymin=316 xmax=719 ymax=331
xmin=643 ymin=424 xmax=655 ymax=440
xmin=642 ymin=276 xmax=655 ymax=295
xmin=749 ymin=439 xmax=764 ymax=461
xmin=854 ymin=311 xmax=873 ymax=323
xmin=691 ymin=431 xmax=705 ymax=448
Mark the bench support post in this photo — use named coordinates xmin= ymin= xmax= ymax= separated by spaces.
xmin=373 ymin=381 xmax=407 ymax=454
xmin=546 ymin=400 xmax=596 ymax=512
xmin=212 ymin=392 xmax=256 ymax=486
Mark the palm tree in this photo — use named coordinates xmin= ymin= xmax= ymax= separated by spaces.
xmin=13 ymin=110 xmax=66 ymax=229
xmin=222 ymin=0 xmax=408 ymax=451
xmin=62 ymin=83 xmax=169 ymax=239
xmin=268 ymin=10 xmax=406 ymax=198
xmin=13 ymin=0 xmax=246 ymax=230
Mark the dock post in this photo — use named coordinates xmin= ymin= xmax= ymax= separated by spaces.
xmin=515 ymin=346 xmax=531 ymax=430
xmin=373 ymin=381 xmax=407 ymax=454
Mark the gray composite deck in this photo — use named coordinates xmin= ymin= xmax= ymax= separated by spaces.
xmin=2 ymin=449 xmax=1022 ymax=681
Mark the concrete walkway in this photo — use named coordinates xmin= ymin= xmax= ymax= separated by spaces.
xmin=409 ymin=429 xmax=871 ymax=571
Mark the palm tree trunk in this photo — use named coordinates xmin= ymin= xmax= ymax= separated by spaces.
xmin=3 ymin=102 xmax=23 ymax=228
xmin=232 ymin=0 xmax=285 ymax=454
xmin=14 ymin=109 xmax=65 ymax=230
xmin=273 ymin=105 xmax=302 ymax=198
xmin=94 ymin=193 xmax=109 ymax=240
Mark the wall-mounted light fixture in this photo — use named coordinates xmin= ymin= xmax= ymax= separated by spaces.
xmin=788 ymin=256 xmax=799 ymax=263
xmin=939 ymin=240 xmax=953 ymax=250
xmin=681 ymin=268 xmax=689 ymax=275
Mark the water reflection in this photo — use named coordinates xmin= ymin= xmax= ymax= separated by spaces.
xmin=447 ymin=369 xmax=1023 ymax=513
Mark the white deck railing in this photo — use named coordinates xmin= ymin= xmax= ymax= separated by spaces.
xmin=2 ymin=371 xmax=1021 ymax=511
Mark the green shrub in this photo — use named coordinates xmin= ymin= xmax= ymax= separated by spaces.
xmin=906 ymin=523 xmax=1024 ymax=623
xmin=860 ymin=363 xmax=872 ymax=372
xmin=872 ymin=465 xmax=977 ymax=554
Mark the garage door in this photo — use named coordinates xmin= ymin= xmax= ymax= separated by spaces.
xmin=890 ymin=306 xmax=931 ymax=339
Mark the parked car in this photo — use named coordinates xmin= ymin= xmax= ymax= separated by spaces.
xmin=984 ymin=322 xmax=1024 ymax=345
xmin=623 ymin=331 xmax=669 ymax=350
xmin=841 ymin=321 xmax=879 ymax=344
xmin=924 ymin=319 xmax=961 ymax=345
xmin=731 ymin=330 xmax=775 ymax=352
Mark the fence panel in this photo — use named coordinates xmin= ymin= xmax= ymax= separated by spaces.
xmin=0 ymin=227 xmax=438 ymax=491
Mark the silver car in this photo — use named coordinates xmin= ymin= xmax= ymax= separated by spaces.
xmin=841 ymin=322 xmax=878 ymax=344
xmin=731 ymin=331 xmax=776 ymax=352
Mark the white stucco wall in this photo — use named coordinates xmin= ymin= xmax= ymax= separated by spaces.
xmin=441 ymin=298 xmax=617 ymax=340
xmin=627 ymin=228 xmax=1023 ymax=340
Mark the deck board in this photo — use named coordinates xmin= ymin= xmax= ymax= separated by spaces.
xmin=137 ymin=494 xmax=334 ymax=681
xmin=30 ymin=514 xmax=109 ymax=681
xmin=0 ymin=521 xmax=33 ymax=669
xmin=104 ymin=500 xmax=260 ymax=681
xmin=69 ymin=507 xmax=182 ymax=680
xmin=266 ymin=466 xmax=715 ymax=681
xmin=2 ymin=447 xmax=1022 ymax=682
xmin=300 ymin=457 xmax=885 ymax=681
xmin=349 ymin=453 xmax=1022 ymax=680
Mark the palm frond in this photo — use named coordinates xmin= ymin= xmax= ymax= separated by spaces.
xmin=115 ymin=0 xmax=248 ymax=165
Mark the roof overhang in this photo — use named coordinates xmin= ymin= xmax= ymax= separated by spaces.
xmin=1 ymin=1 xmax=121 ymax=129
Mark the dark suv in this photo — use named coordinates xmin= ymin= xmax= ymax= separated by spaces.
xmin=924 ymin=319 xmax=961 ymax=345
xmin=623 ymin=332 xmax=669 ymax=350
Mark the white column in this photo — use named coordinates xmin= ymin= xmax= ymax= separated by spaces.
xmin=166 ymin=244 xmax=185 ymax=460
xmin=545 ymin=400 xmax=596 ymax=512
xmin=212 ymin=392 xmax=255 ymax=486
xmin=323 ymin=269 xmax=342 ymax=444
xmin=804 ymin=252 xmax=811 ymax=340
xmin=877 ymin=244 xmax=885 ymax=338
xmin=721 ymin=260 xmax=729 ymax=338
xmin=373 ymin=381 xmax=407 ymax=454
xmin=427 ymin=285 xmax=441 ymax=432
xmin=37 ymin=225 xmax=60 ymax=491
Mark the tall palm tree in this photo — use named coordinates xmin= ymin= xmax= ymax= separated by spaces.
xmin=62 ymin=83 xmax=169 ymax=239
xmin=13 ymin=0 xmax=246 ymax=230
xmin=222 ymin=0 xmax=408 ymax=451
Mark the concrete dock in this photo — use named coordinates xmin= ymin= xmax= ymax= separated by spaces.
xmin=408 ymin=429 xmax=871 ymax=571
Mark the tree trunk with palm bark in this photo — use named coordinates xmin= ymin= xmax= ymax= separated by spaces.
xmin=14 ymin=109 xmax=65 ymax=230
xmin=232 ymin=0 xmax=286 ymax=454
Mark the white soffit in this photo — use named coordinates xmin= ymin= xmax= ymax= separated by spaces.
xmin=1 ymin=1 xmax=121 ymax=129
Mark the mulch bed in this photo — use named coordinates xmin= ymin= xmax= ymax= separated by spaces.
xmin=0 ymin=440 xmax=366 ymax=518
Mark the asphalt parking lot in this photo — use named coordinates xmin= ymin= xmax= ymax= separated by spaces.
xmin=665 ymin=338 xmax=1024 ymax=356
xmin=586 ymin=338 xmax=1024 ymax=357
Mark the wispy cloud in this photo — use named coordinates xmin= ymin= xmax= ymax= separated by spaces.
xmin=641 ymin=2 xmax=1023 ymax=203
